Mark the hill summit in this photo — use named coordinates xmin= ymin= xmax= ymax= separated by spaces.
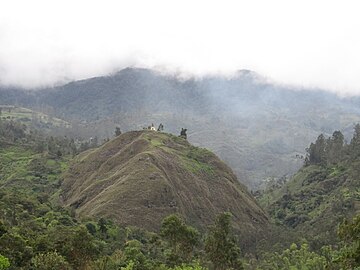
xmin=61 ymin=130 xmax=269 ymax=239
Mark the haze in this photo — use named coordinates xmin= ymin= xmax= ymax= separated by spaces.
xmin=1 ymin=0 xmax=359 ymax=95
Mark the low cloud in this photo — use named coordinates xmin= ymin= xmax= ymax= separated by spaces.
xmin=0 ymin=0 xmax=359 ymax=95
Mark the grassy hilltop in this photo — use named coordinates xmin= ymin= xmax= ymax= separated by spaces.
xmin=62 ymin=130 xmax=269 ymax=246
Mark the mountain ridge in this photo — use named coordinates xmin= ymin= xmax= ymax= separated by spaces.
xmin=2 ymin=68 xmax=360 ymax=189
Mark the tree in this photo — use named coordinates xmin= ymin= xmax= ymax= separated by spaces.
xmin=86 ymin=222 xmax=97 ymax=235
xmin=204 ymin=213 xmax=243 ymax=270
xmin=327 ymin=130 xmax=344 ymax=164
xmin=161 ymin=215 xmax=199 ymax=265
xmin=306 ymin=134 xmax=328 ymax=165
xmin=172 ymin=262 xmax=207 ymax=270
xmin=0 ymin=232 xmax=33 ymax=268
xmin=115 ymin=127 xmax=122 ymax=137
xmin=98 ymin=218 xmax=108 ymax=237
xmin=123 ymin=240 xmax=152 ymax=270
xmin=337 ymin=214 xmax=360 ymax=269
xmin=48 ymin=226 xmax=102 ymax=270
xmin=70 ymin=227 xmax=102 ymax=269
xmin=157 ymin=123 xmax=164 ymax=132
xmin=0 ymin=255 xmax=10 ymax=270
xmin=350 ymin=123 xmax=360 ymax=158
xmin=179 ymin=129 xmax=187 ymax=140
xmin=258 ymin=243 xmax=327 ymax=269
xmin=161 ymin=215 xmax=185 ymax=251
xmin=31 ymin=251 xmax=70 ymax=270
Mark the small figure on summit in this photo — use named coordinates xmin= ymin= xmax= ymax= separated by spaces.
xmin=180 ymin=128 xmax=187 ymax=139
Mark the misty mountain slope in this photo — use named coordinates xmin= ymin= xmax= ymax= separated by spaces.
xmin=61 ymin=130 xmax=269 ymax=248
xmin=38 ymin=68 xmax=209 ymax=120
xmin=0 ymin=87 xmax=36 ymax=106
xmin=2 ymin=68 xmax=360 ymax=189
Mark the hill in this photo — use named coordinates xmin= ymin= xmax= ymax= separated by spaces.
xmin=3 ymin=68 xmax=360 ymax=189
xmin=61 ymin=130 xmax=269 ymax=246
xmin=258 ymin=126 xmax=360 ymax=249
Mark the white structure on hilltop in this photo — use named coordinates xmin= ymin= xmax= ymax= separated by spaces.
xmin=143 ymin=123 xmax=163 ymax=131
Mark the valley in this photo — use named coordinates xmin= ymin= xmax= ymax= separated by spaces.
xmin=2 ymin=68 xmax=360 ymax=189
xmin=0 ymin=69 xmax=360 ymax=269
xmin=1 ymin=2 xmax=359 ymax=268
xmin=0 ymin=115 xmax=359 ymax=269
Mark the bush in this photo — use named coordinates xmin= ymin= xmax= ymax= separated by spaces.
xmin=0 ymin=255 xmax=10 ymax=270
xmin=31 ymin=251 xmax=70 ymax=270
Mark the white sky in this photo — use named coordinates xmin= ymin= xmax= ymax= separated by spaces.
xmin=0 ymin=0 xmax=360 ymax=94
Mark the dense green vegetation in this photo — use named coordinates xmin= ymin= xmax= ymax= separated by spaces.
xmin=0 ymin=122 xmax=246 ymax=269
xmin=1 ymin=119 xmax=359 ymax=269
xmin=256 ymin=125 xmax=360 ymax=268
xmin=259 ymin=125 xmax=360 ymax=247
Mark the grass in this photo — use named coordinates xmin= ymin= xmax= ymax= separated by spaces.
xmin=60 ymin=129 xmax=269 ymax=243
xmin=328 ymin=165 xmax=346 ymax=177
xmin=0 ymin=144 xmax=70 ymax=195
xmin=0 ymin=146 xmax=35 ymax=180
xmin=174 ymin=146 xmax=215 ymax=176
xmin=142 ymin=131 xmax=216 ymax=176
xmin=0 ymin=106 xmax=71 ymax=129
xmin=148 ymin=137 xmax=163 ymax=147
xmin=142 ymin=131 xmax=167 ymax=147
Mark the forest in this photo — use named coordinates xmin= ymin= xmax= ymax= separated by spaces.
xmin=0 ymin=120 xmax=359 ymax=269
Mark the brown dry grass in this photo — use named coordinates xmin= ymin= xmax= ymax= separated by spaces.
xmin=61 ymin=130 xmax=270 ymax=249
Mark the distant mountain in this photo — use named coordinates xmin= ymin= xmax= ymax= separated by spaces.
xmin=2 ymin=68 xmax=360 ymax=189
xmin=61 ymin=130 xmax=269 ymax=248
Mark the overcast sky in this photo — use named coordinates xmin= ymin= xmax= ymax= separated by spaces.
xmin=0 ymin=0 xmax=359 ymax=94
